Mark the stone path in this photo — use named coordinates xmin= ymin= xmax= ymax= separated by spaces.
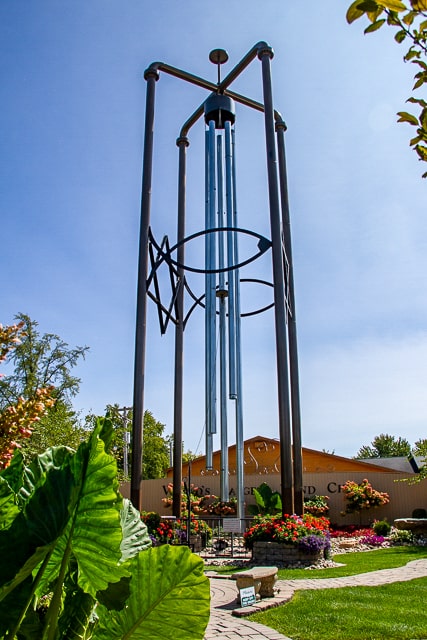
xmin=203 ymin=558 xmax=427 ymax=639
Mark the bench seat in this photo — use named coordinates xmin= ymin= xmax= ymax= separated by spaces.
xmin=232 ymin=566 xmax=278 ymax=599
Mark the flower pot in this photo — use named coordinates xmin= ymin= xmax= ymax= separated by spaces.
xmin=252 ymin=541 xmax=322 ymax=566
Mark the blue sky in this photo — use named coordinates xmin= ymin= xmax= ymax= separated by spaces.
xmin=1 ymin=1 xmax=426 ymax=458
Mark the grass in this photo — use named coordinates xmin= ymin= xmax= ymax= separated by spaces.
xmin=244 ymin=546 xmax=427 ymax=640
xmin=275 ymin=545 xmax=427 ymax=579
xmin=210 ymin=545 xmax=427 ymax=578
xmin=249 ymin=577 xmax=427 ymax=640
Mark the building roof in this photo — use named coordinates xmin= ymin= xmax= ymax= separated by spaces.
xmin=359 ymin=456 xmax=424 ymax=474
xmin=168 ymin=435 xmax=401 ymax=476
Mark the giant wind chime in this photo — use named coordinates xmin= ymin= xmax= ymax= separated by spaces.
xmin=130 ymin=42 xmax=304 ymax=522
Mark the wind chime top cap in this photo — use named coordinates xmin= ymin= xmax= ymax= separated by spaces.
xmin=208 ymin=49 xmax=229 ymax=65
xmin=204 ymin=93 xmax=235 ymax=128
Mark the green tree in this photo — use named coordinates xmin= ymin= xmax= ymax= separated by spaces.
xmin=90 ymin=405 xmax=170 ymax=480
xmin=0 ymin=314 xmax=88 ymax=460
xmin=142 ymin=411 xmax=170 ymax=479
xmin=20 ymin=399 xmax=85 ymax=458
xmin=413 ymin=437 xmax=427 ymax=455
xmin=347 ymin=0 xmax=427 ymax=176
xmin=355 ymin=432 xmax=412 ymax=458
xmin=0 ymin=313 xmax=88 ymax=406
xmin=0 ymin=320 xmax=56 ymax=467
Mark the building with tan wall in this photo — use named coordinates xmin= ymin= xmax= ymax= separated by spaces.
xmin=121 ymin=436 xmax=426 ymax=525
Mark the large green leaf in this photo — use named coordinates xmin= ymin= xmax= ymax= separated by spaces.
xmin=0 ymin=448 xmax=25 ymax=495
xmin=36 ymin=425 xmax=128 ymax=598
xmin=19 ymin=446 xmax=74 ymax=507
xmin=0 ymin=575 xmax=37 ymax=637
xmin=0 ymin=544 xmax=52 ymax=603
xmin=120 ymin=498 xmax=152 ymax=563
xmin=58 ymin=564 xmax=97 ymax=640
xmin=0 ymin=476 xmax=19 ymax=530
xmin=93 ymin=546 xmax=210 ymax=640
xmin=0 ymin=463 xmax=74 ymax=593
xmin=252 ymin=482 xmax=282 ymax=515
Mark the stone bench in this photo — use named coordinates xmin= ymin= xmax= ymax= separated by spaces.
xmin=232 ymin=566 xmax=278 ymax=600
xmin=394 ymin=518 xmax=427 ymax=535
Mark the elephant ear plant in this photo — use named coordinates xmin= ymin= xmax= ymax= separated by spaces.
xmin=0 ymin=418 xmax=210 ymax=639
xmin=247 ymin=482 xmax=282 ymax=516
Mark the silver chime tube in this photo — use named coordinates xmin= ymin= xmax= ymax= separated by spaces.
xmin=230 ymin=125 xmax=244 ymax=524
xmin=224 ymin=121 xmax=237 ymax=400
xmin=205 ymin=120 xmax=217 ymax=468
xmin=217 ymin=135 xmax=229 ymax=501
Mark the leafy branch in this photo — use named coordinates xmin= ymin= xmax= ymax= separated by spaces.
xmin=347 ymin=0 xmax=427 ymax=176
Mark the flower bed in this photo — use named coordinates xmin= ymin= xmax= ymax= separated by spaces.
xmin=141 ymin=511 xmax=212 ymax=547
xmin=243 ymin=514 xmax=330 ymax=565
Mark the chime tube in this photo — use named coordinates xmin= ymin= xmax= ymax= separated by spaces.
xmin=217 ymin=135 xmax=229 ymax=501
xmin=205 ymin=121 xmax=217 ymax=468
xmin=217 ymin=134 xmax=229 ymax=500
xmin=230 ymin=128 xmax=244 ymax=522
xmin=224 ymin=120 xmax=237 ymax=399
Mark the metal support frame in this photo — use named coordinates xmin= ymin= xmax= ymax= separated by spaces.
xmin=132 ymin=42 xmax=303 ymax=520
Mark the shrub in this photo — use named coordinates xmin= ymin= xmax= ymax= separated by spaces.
xmin=341 ymin=478 xmax=389 ymax=515
xmin=373 ymin=519 xmax=392 ymax=536
xmin=247 ymin=481 xmax=282 ymax=515
xmin=141 ymin=510 xmax=161 ymax=534
xmin=389 ymin=527 xmax=414 ymax=545
xmin=412 ymin=508 xmax=427 ymax=518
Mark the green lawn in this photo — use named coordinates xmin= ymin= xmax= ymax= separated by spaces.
xmin=246 ymin=546 xmax=427 ymax=640
xmin=275 ymin=545 xmax=427 ymax=580
xmin=250 ymin=577 xmax=427 ymax=640
xmin=210 ymin=545 xmax=427 ymax=579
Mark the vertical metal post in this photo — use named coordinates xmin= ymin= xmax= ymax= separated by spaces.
xmin=119 ymin=405 xmax=132 ymax=479
xmin=131 ymin=68 xmax=159 ymax=511
xmin=258 ymin=47 xmax=294 ymax=515
xmin=276 ymin=120 xmax=304 ymax=515
xmin=217 ymin=135 xmax=229 ymax=501
xmin=173 ymin=136 xmax=189 ymax=518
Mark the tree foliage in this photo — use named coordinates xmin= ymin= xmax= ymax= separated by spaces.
xmin=20 ymin=399 xmax=85 ymax=458
xmin=347 ymin=0 xmax=427 ymax=176
xmin=0 ymin=313 xmax=88 ymax=407
xmin=413 ymin=437 xmax=427 ymax=455
xmin=89 ymin=405 xmax=171 ymax=480
xmin=355 ymin=432 xmax=412 ymax=458
xmin=0 ymin=314 xmax=88 ymax=465
xmin=0 ymin=320 xmax=55 ymax=467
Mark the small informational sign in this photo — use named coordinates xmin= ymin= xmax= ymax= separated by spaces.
xmin=239 ymin=586 xmax=256 ymax=608
xmin=221 ymin=518 xmax=241 ymax=533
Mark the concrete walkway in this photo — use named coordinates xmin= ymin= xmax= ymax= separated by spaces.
xmin=204 ymin=558 xmax=427 ymax=639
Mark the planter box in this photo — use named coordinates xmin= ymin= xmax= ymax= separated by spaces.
xmin=252 ymin=541 xmax=322 ymax=566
